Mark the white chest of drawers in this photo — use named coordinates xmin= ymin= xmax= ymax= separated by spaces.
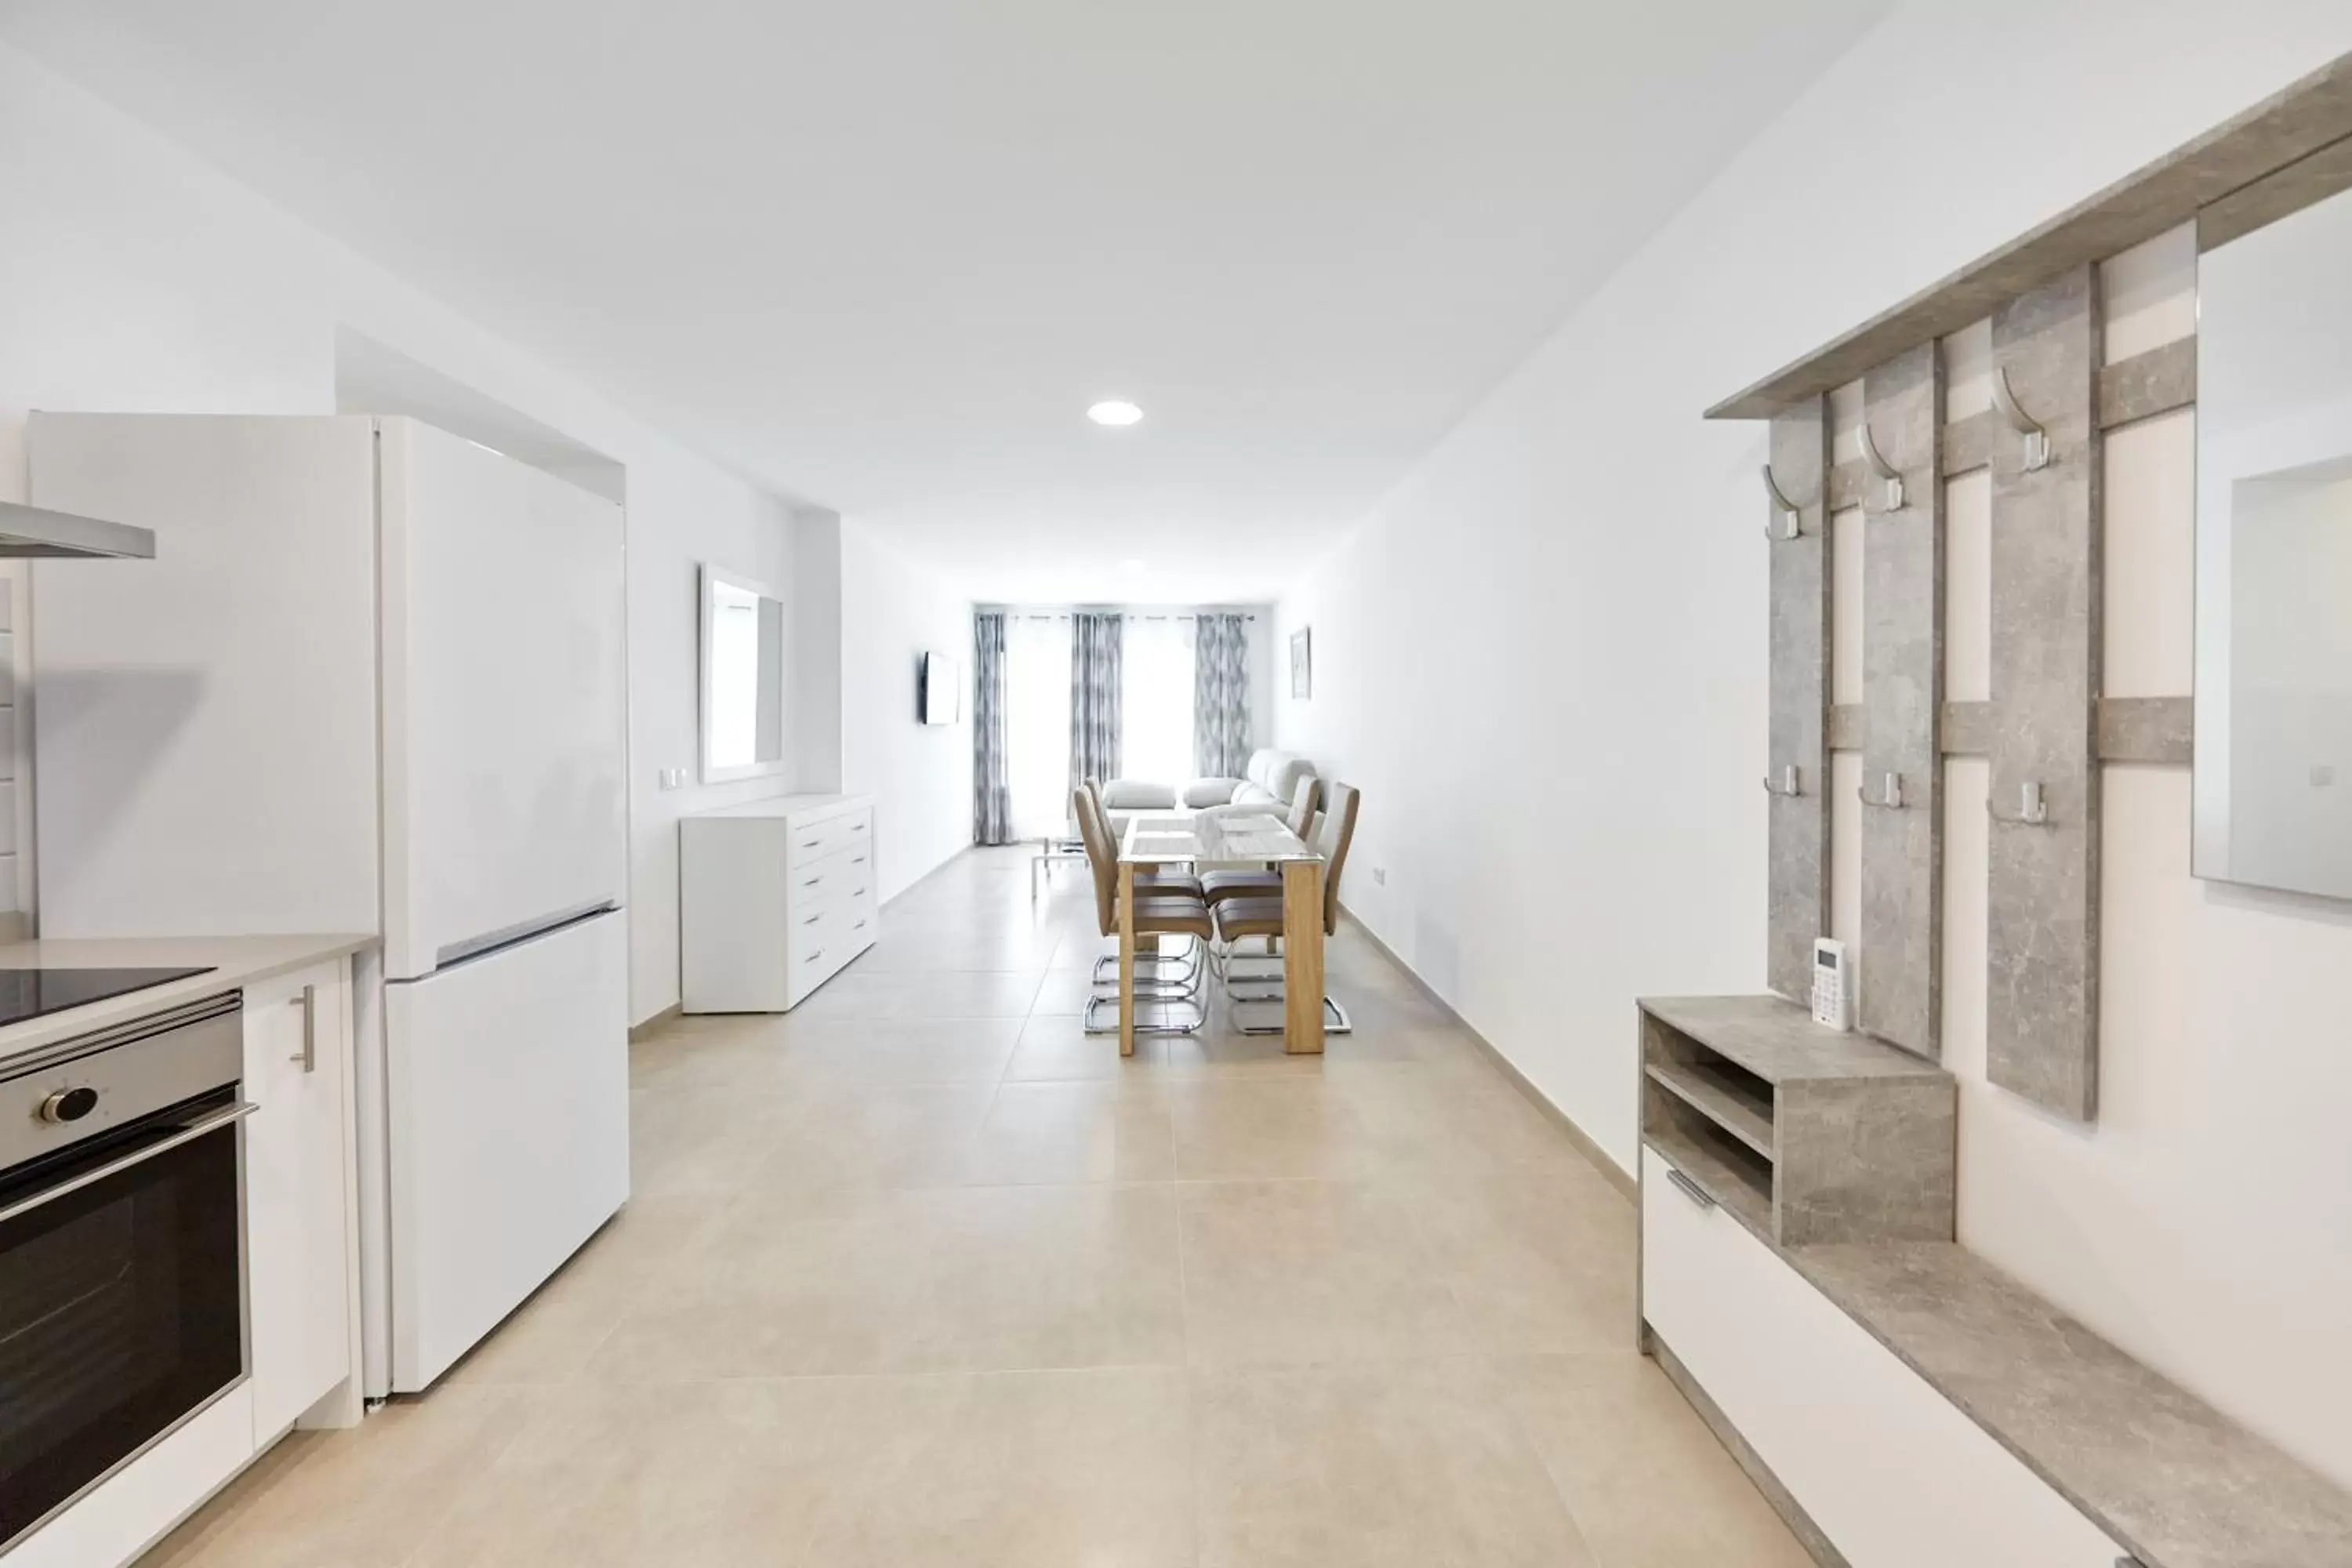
xmin=680 ymin=793 xmax=877 ymax=1011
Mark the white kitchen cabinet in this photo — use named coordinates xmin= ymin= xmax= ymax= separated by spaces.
xmin=681 ymin=794 xmax=878 ymax=1011
xmin=242 ymin=960 xmax=357 ymax=1442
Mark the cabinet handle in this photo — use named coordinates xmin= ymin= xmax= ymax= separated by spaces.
xmin=802 ymin=913 xmax=822 ymax=926
xmin=289 ymin=984 xmax=318 ymax=1073
xmin=802 ymin=875 xmax=822 ymax=888
xmin=1664 ymin=1167 xmax=1715 ymax=1212
xmin=851 ymin=855 xmax=867 ymax=866
xmin=801 ymin=837 xmax=822 ymax=848
xmin=852 ymin=919 xmax=867 ymax=931
xmin=804 ymin=949 xmax=825 ymax=964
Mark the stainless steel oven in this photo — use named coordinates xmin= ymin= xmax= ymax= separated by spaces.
xmin=0 ymin=991 xmax=249 ymax=1554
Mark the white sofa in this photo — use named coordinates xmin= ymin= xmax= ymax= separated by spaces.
xmin=1183 ymin=749 xmax=1317 ymax=818
xmin=1087 ymin=750 xmax=1317 ymax=838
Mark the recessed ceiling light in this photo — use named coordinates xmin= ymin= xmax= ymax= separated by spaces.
xmin=1087 ymin=400 xmax=1144 ymax=426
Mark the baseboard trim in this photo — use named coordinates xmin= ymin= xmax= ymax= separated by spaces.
xmin=1335 ymin=902 xmax=1634 ymax=1203
xmin=882 ymin=841 xmax=976 ymax=911
xmin=628 ymin=1003 xmax=682 ymax=1041
xmin=1650 ymin=1334 xmax=1849 ymax=1568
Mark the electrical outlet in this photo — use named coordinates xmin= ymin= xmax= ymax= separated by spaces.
xmin=1372 ymin=866 xmax=1386 ymax=886
xmin=659 ymin=767 xmax=688 ymax=790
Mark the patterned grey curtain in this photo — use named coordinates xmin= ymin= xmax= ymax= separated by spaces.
xmin=1192 ymin=613 xmax=1251 ymax=778
xmin=1067 ymin=611 xmax=1123 ymax=792
xmin=971 ymin=610 xmax=1013 ymax=844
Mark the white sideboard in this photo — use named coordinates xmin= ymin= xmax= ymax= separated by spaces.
xmin=680 ymin=793 xmax=877 ymax=1011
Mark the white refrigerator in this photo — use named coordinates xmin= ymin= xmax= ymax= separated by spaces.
xmin=30 ymin=412 xmax=631 ymax=1395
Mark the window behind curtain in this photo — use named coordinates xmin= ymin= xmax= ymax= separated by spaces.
xmin=1005 ymin=614 xmax=1072 ymax=840
xmin=1122 ymin=615 xmax=1196 ymax=787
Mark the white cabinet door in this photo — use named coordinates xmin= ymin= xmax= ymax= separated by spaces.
xmin=243 ymin=962 xmax=354 ymax=1442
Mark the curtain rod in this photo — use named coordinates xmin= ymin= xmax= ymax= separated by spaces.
xmin=980 ymin=608 xmax=1259 ymax=621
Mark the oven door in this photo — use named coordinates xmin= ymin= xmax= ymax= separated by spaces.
xmin=0 ymin=1086 xmax=252 ymax=1551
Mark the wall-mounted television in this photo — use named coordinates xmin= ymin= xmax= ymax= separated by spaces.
xmin=919 ymin=648 xmax=960 ymax=725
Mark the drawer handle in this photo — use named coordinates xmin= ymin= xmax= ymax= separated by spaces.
xmin=801 ymin=837 xmax=823 ymax=848
xmin=1664 ymin=1167 xmax=1716 ymax=1213
xmin=852 ymin=887 xmax=867 ymax=898
xmin=804 ymin=949 xmax=825 ymax=964
xmin=802 ymin=913 xmax=822 ymax=926
xmin=852 ymin=919 xmax=868 ymax=931
xmin=852 ymin=820 xmax=868 ymax=832
xmin=852 ymin=855 xmax=867 ymax=866
xmin=802 ymin=875 xmax=822 ymax=887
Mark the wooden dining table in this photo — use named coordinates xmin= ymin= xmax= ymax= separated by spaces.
xmin=1116 ymin=810 xmax=1325 ymax=1057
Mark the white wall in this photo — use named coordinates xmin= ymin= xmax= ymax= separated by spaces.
xmin=1276 ymin=0 xmax=2352 ymax=1488
xmin=840 ymin=521 xmax=974 ymax=902
xmin=0 ymin=40 xmax=815 ymax=1025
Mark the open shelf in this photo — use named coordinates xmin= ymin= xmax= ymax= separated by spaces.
xmin=1638 ymin=996 xmax=1956 ymax=1249
xmin=1645 ymin=1057 xmax=1773 ymax=1156
xmin=1643 ymin=1118 xmax=1773 ymax=1236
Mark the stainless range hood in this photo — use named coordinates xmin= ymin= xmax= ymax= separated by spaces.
xmin=0 ymin=499 xmax=155 ymax=559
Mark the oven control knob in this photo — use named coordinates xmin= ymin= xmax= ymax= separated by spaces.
xmin=38 ymin=1086 xmax=100 ymax=1124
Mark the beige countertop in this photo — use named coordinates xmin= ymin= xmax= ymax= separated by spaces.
xmin=0 ymin=934 xmax=377 ymax=1065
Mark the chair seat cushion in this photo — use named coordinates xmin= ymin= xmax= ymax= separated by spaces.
xmin=1211 ymin=896 xmax=1287 ymax=941
xmin=1199 ymin=869 xmax=1281 ymax=904
xmin=1135 ymin=869 xmax=1203 ymax=895
xmin=1128 ymin=895 xmax=1216 ymax=938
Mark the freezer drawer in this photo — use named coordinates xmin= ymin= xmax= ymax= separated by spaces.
xmin=384 ymin=909 xmax=629 ymax=1392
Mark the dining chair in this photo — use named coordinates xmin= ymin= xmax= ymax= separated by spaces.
xmin=1073 ymin=786 xmax=1211 ymax=1036
xmin=1080 ymin=779 xmax=1203 ymax=986
xmin=1209 ymin=781 xmax=1360 ymax=1035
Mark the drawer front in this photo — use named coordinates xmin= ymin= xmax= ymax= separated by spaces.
xmin=789 ymin=843 xmax=861 ymax=909
xmin=786 ymin=903 xmax=855 ymax=1004
xmin=787 ymin=808 xmax=871 ymax=871
xmin=836 ymin=886 xmax=878 ymax=954
xmin=1641 ymin=1146 xmax=2126 ymax=1568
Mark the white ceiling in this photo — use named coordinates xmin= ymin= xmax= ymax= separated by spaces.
xmin=1 ymin=0 xmax=1886 ymax=603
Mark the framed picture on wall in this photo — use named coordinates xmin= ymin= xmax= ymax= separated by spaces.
xmin=1289 ymin=627 xmax=1312 ymax=699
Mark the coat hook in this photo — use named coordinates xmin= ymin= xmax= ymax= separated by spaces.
xmin=1987 ymin=779 xmax=2052 ymax=826
xmin=1763 ymin=764 xmax=1802 ymax=797
xmin=1991 ymin=366 xmax=2052 ymax=472
xmin=1858 ymin=771 xmax=1905 ymax=810
xmin=1856 ymin=422 xmax=1905 ymax=510
xmin=1760 ymin=466 xmax=1802 ymax=542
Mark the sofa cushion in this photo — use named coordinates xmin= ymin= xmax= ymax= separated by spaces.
xmin=1098 ymin=779 xmax=1178 ymax=810
xmin=1183 ymin=777 xmax=1244 ymax=808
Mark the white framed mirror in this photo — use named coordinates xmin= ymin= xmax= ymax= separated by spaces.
xmin=699 ymin=563 xmax=788 ymax=783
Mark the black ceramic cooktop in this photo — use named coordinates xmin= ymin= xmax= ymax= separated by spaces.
xmin=0 ymin=967 xmax=216 ymax=1029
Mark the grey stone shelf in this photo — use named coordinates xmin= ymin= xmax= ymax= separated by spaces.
xmin=1644 ymin=1057 xmax=1773 ymax=1156
xmin=1790 ymin=1243 xmax=2352 ymax=1568
xmin=1639 ymin=996 xmax=1955 ymax=1248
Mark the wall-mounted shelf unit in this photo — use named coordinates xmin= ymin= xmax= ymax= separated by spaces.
xmin=1639 ymin=995 xmax=1955 ymax=1249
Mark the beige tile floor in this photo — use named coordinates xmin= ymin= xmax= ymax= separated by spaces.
xmin=141 ymin=846 xmax=1809 ymax=1567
